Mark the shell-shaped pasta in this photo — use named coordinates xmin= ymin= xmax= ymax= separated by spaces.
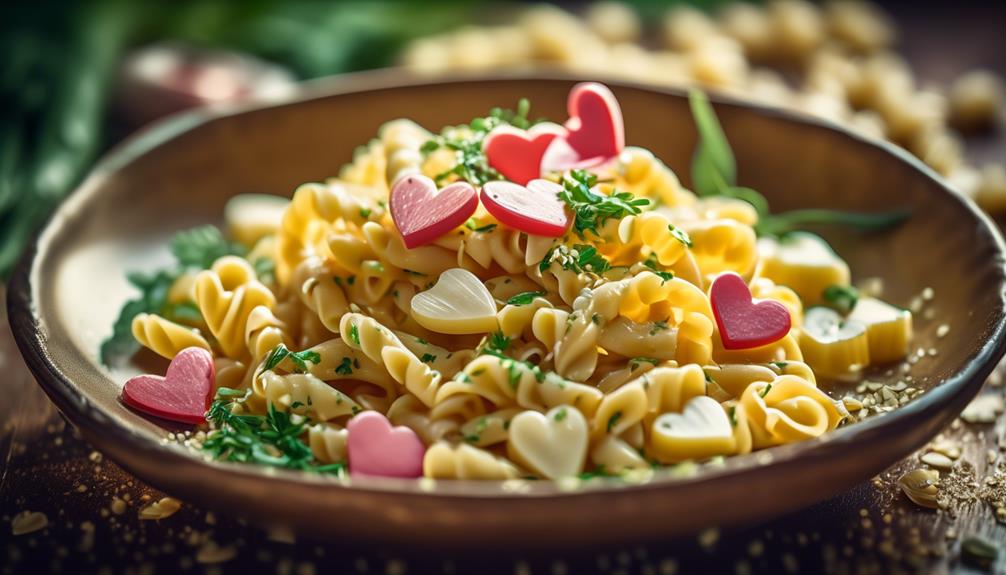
xmin=256 ymin=370 xmax=361 ymax=422
xmin=308 ymin=423 xmax=348 ymax=464
xmin=340 ymin=313 xmax=444 ymax=407
xmin=739 ymin=376 xmax=846 ymax=448
xmin=435 ymin=354 xmax=604 ymax=417
xmin=423 ymin=442 xmax=522 ymax=479
xmin=195 ymin=256 xmax=276 ymax=359
xmin=132 ymin=314 xmax=211 ymax=360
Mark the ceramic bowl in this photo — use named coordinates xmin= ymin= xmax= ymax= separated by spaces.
xmin=9 ymin=71 xmax=1006 ymax=547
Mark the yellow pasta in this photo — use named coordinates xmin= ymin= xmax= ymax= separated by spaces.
xmin=134 ymin=85 xmax=917 ymax=480
xmin=132 ymin=314 xmax=211 ymax=360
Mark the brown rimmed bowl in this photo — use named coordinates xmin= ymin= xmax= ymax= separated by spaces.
xmin=8 ymin=71 xmax=1006 ymax=548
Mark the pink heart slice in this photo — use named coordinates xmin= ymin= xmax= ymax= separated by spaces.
xmin=122 ymin=347 xmax=215 ymax=425
xmin=347 ymin=411 xmax=425 ymax=478
xmin=480 ymin=179 xmax=570 ymax=237
xmin=390 ymin=175 xmax=479 ymax=248
xmin=710 ymin=273 xmax=792 ymax=350
xmin=484 ymin=123 xmax=566 ymax=185
xmin=563 ymin=82 xmax=624 ymax=160
xmin=539 ymin=137 xmax=612 ymax=176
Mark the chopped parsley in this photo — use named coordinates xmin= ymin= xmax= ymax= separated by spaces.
xmin=506 ymin=291 xmax=546 ymax=306
xmin=538 ymin=244 xmax=612 ymax=275
xmin=264 ymin=344 xmax=322 ymax=373
xmin=420 ymin=99 xmax=536 ymax=186
xmin=485 ymin=331 xmax=511 ymax=354
xmin=559 ymin=169 xmax=649 ymax=238
xmin=334 ymin=357 xmax=354 ymax=376
xmin=465 ymin=218 xmax=498 ymax=233
xmin=554 ymin=407 xmax=568 ymax=422
xmin=203 ymin=388 xmax=345 ymax=476
xmin=630 ymin=357 xmax=659 ymax=371
xmin=668 ymin=224 xmax=693 ymax=248
xmin=420 ymin=353 xmax=438 ymax=364
xmin=642 ymin=253 xmax=675 ymax=282
xmin=606 ymin=411 xmax=623 ymax=433
xmin=759 ymin=383 xmax=773 ymax=398
xmin=649 ymin=320 xmax=669 ymax=335
xmin=348 ymin=324 xmax=360 ymax=346
xmin=769 ymin=361 xmax=789 ymax=371
xmin=359 ymin=207 xmax=372 ymax=218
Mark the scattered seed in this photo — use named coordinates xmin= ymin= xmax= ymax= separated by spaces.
xmin=11 ymin=511 xmax=48 ymax=536
xmin=898 ymin=468 xmax=940 ymax=508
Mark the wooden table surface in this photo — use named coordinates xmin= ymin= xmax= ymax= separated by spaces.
xmin=2 ymin=6 xmax=1005 ymax=574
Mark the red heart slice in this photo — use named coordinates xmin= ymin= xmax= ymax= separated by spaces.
xmin=710 ymin=273 xmax=792 ymax=350
xmin=122 ymin=347 xmax=215 ymax=424
xmin=480 ymin=179 xmax=570 ymax=237
xmin=563 ymin=82 xmax=624 ymax=160
xmin=390 ymin=175 xmax=478 ymax=248
xmin=484 ymin=123 xmax=566 ymax=185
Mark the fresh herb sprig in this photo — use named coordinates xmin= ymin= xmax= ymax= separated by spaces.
xmin=559 ymin=169 xmax=649 ymax=238
xmin=822 ymin=284 xmax=860 ymax=315
xmin=100 ymin=225 xmax=245 ymax=365
xmin=202 ymin=388 xmax=346 ymax=476
xmin=687 ymin=89 xmax=909 ymax=236
xmin=263 ymin=344 xmax=322 ymax=374
xmin=420 ymin=98 xmax=536 ymax=186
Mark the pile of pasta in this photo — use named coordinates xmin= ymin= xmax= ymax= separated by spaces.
xmin=132 ymin=115 xmax=913 ymax=480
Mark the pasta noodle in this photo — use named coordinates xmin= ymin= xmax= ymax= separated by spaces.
xmin=133 ymin=85 xmax=916 ymax=481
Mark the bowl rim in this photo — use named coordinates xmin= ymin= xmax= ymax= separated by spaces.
xmin=8 ymin=68 xmax=1006 ymax=500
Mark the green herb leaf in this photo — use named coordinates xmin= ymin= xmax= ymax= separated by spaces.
xmin=573 ymin=244 xmax=611 ymax=274
xmin=170 ymin=225 xmax=245 ymax=270
xmin=607 ymin=411 xmax=623 ymax=433
xmin=554 ymin=407 xmax=568 ymax=422
xmin=420 ymin=353 xmax=438 ymax=363
xmin=559 ymin=169 xmax=649 ymax=238
xmin=465 ymin=218 xmax=498 ymax=233
xmin=689 ymin=89 xmax=736 ymax=196
xmin=822 ymin=284 xmax=860 ymax=315
xmin=334 ymin=357 xmax=354 ymax=376
xmin=506 ymin=291 xmax=546 ymax=306
xmin=264 ymin=344 xmax=322 ymax=374
xmin=253 ymin=257 xmax=276 ymax=284
xmin=756 ymin=209 xmax=910 ymax=237
xmin=422 ymin=100 xmax=538 ymax=186
xmin=99 ymin=270 xmax=177 ymax=365
xmin=667 ymin=224 xmax=693 ymax=248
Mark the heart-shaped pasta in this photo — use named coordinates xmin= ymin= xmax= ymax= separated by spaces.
xmin=411 ymin=268 xmax=499 ymax=334
xmin=650 ymin=396 xmax=735 ymax=463
xmin=507 ymin=406 xmax=589 ymax=479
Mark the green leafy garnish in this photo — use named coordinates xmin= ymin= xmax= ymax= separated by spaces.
xmin=759 ymin=384 xmax=773 ymax=398
xmin=578 ymin=465 xmax=620 ymax=480
xmin=607 ymin=411 xmax=623 ymax=433
xmin=559 ymin=169 xmax=649 ymax=238
xmin=572 ymin=244 xmax=611 ymax=273
xmin=421 ymin=99 xmax=536 ymax=186
xmin=687 ymin=89 xmax=908 ymax=234
xmin=170 ymin=226 xmax=246 ymax=270
xmin=822 ymin=284 xmax=860 ymax=315
xmin=485 ymin=331 xmax=511 ymax=354
xmin=100 ymin=225 xmax=247 ymax=365
xmin=667 ymin=224 xmax=693 ymax=248
xmin=554 ymin=407 xmax=568 ymax=422
xmin=264 ymin=344 xmax=322 ymax=373
xmin=202 ymin=388 xmax=345 ymax=476
xmin=506 ymin=291 xmax=546 ymax=306
xmin=348 ymin=324 xmax=360 ymax=346
xmin=162 ymin=301 xmax=203 ymax=325
xmin=334 ymin=357 xmax=354 ymax=376
xmin=754 ymin=209 xmax=911 ymax=237
xmin=420 ymin=353 xmax=438 ymax=364
xmin=642 ymin=254 xmax=675 ymax=282
xmin=465 ymin=218 xmax=497 ymax=233
xmin=252 ymin=257 xmax=276 ymax=284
